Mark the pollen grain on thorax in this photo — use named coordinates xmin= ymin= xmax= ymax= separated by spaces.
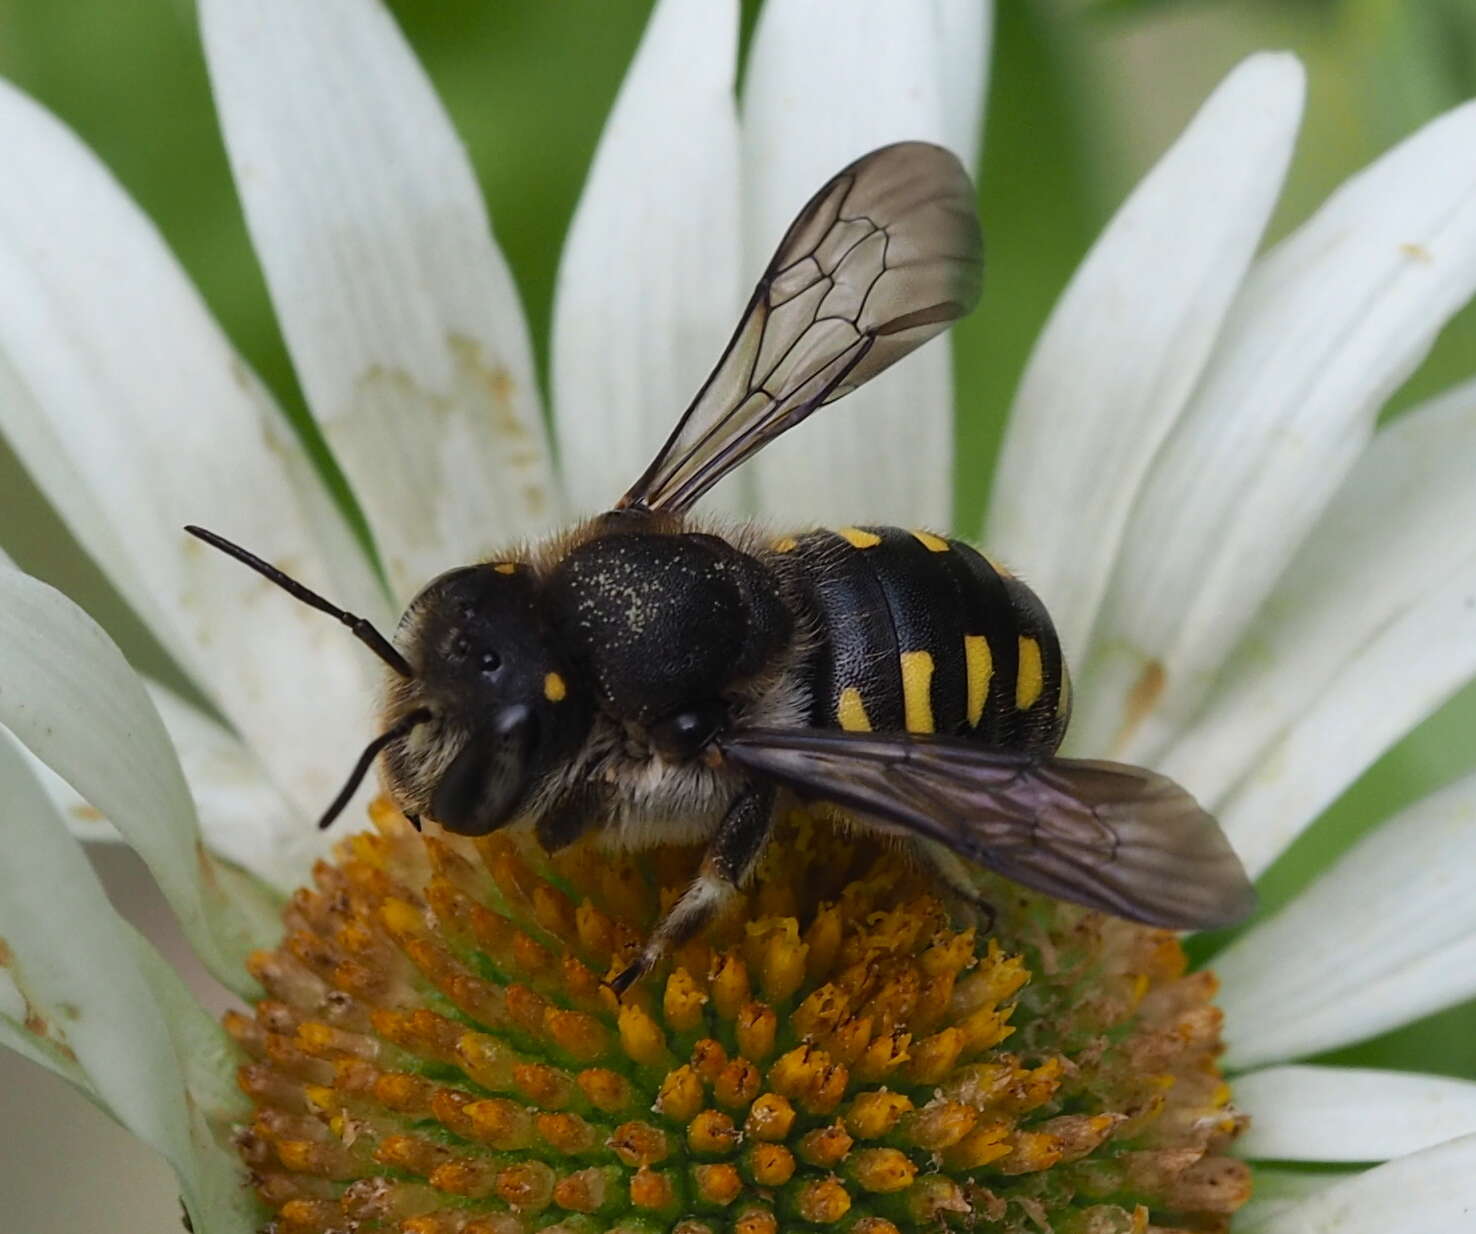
xmin=226 ymin=801 xmax=1248 ymax=1233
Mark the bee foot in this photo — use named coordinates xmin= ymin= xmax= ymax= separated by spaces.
xmin=607 ymin=954 xmax=654 ymax=999
xmin=958 ymin=893 xmax=997 ymax=934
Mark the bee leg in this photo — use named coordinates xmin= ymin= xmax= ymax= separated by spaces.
xmin=536 ymin=783 xmax=606 ymax=854
xmin=915 ymin=841 xmax=996 ymax=932
xmin=609 ymin=781 xmax=775 ymax=996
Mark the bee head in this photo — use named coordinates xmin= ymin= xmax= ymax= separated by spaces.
xmin=383 ymin=561 xmax=591 ymax=836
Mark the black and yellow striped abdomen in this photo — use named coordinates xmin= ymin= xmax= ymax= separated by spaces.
xmin=775 ymin=526 xmax=1070 ymax=755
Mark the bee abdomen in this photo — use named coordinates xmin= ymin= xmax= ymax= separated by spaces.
xmin=775 ymin=526 xmax=1069 ymax=755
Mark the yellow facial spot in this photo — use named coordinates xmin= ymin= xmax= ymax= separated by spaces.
xmin=838 ymin=526 xmax=881 ymax=549
xmin=772 ymin=536 xmax=799 ymax=553
xmin=899 ymin=651 xmax=936 ymax=734
xmin=910 ymin=529 xmax=950 ymax=553
xmin=1016 ymin=637 xmax=1044 ymax=710
xmin=493 ymin=562 xmax=518 ymax=575
xmin=837 ymin=687 xmax=873 ymax=732
xmin=964 ymin=635 xmax=992 ymax=727
xmin=543 ymin=672 xmax=568 ymax=703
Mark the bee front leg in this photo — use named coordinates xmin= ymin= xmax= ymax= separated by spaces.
xmin=609 ymin=781 xmax=775 ymax=996
xmin=536 ymin=782 xmax=607 ymax=853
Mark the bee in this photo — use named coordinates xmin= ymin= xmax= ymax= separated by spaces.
xmin=190 ymin=142 xmax=1254 ymax=992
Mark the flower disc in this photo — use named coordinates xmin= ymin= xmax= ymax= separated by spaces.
xmin=228 ymin=802 xmax=1248 ymax=1233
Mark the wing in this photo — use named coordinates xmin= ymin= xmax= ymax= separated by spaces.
xmin=618 ymin=141 xmax=983 ymax=514
xmin=719 ymin=728 xmax=1256 ymax=931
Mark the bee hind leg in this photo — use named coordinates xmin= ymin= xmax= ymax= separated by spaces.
xmin=609 ymin=781 xmax=775 ymax=997
xmin=913 ymin=840 xmax=996 ymax=933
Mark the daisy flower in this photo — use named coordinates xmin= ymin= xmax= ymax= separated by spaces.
xmin=2 ymin=2 xmax=1476 ymax=1232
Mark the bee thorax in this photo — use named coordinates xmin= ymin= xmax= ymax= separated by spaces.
xmin=542 ymin=528 xmax=791 ymax=726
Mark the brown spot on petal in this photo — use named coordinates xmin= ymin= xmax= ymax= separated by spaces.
xmin=1113 ymin=657 xmax=1166 ymax=754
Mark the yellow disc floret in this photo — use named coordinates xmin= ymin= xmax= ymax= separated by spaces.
xmin=228 ymin=802 xmax=1249 ymax=1233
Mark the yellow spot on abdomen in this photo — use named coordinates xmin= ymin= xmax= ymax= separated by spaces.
xmin=899 ymin=651 xmax=935 ymax=733
xmin=493 ymin=562 xmax=518 ymax=575
xmin=772 ymin=536 xmax=798 ymax=553
xmin=964 ymin=635 xmax=992 ymax=727
xmin=837 ymin=687 xmax=873 ymax=732
xmin=910 ymin=529 xmax=950 ymax=552
xmin=838 ymin=526 xmax=881 ymax=549
xmin=543 ymin=672 xmax=567 ymax=703
xmin=1016 ymin=637 xmax=1044 ymax=710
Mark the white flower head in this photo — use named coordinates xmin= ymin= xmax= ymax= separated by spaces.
xmin=1 ymin=2 xmax=1476 ymax=1232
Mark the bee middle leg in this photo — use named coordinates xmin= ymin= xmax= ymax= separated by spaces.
xmin=609 ymin=781 xmax=775 ymax=996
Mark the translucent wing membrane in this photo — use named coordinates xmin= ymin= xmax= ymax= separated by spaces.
xmin=721 ymin=728 xmax=1256 ymax=930
xmin=619 ymin=141 xmax=983 ymax=513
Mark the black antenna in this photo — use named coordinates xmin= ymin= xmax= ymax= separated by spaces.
xmin=184 ymin=525 xmax=414 ymax=678
xmin=318 ymin=708 xmax=432 ymax=830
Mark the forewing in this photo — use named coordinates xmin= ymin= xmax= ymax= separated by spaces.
xmin=720 ymin=729 xmax=1256 ymax=930
xmin=619 ymin=142 xmax=983 ymax=513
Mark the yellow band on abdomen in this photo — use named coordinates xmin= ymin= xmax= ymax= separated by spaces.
xmin=837 ymin=526 xmax=881 ymax=549
xmin=900 ymin=650 xmax=936 ymax=733
xmin=964 ymin=635 xmax=992 ymax=727
xmin=1017 ymin=636 xmax=1044 ymax=710
xmin=837 ymin=687 xmax=873 ymax=732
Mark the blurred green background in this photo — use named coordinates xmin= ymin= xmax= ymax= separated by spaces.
xmin=1 ymin=0 xmax=1475 ymax=1224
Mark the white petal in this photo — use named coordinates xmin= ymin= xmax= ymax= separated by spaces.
xmin=17 ymin=735 xmax=120 ymax=843
xmin=8 ymin=489 xmax=317 ymax=874
xmin=987 ymin=55 xmax=1303 ymax=662
xmin=18 ymin=676 xmax=310 ymax=880
xmin=936 ymin=4 xmax=992 ymax=167
xmin=1215 ymin=546 xmax=1476 ymax=876
xmin=0 ymin=552 xmax=104 ymax=841
xmin=1235 ymin=1169 xmax=1348 ymax=1230
xmin=741 ymin=0 xmax=988 ymax=526
xmin=0 ymin=732 xmax=255 ymax=1234
xmin=1217 ymin=772 xmax=1476 ymax=1069
xmin=125 ymin=928 xmax=263 ymax=1234
xmin=0 ymin=561 xmax=250 ymax=1227
xmin=234 ymin=356 xmax=396 ymax=625
xmin=0 ymin=79 xmax=385 ymax=824
xmin=0 ymin=969 xmax=100 ymax=1104
xmin=1074 ymin=100 xmax=1476 ymax=761
xmin=147 ymin=683 xmax=311 ymax=891
xmin=1237 ymin=1065 xmax=1476 ymax=1162
xmin=1245 ymin=1132 xmax=1476 ymax=1234
xmin=2 ymin=535 xmax=321 ymax=875
xmin=201 ymin=0 xmax=559 ymax=603
xmin=1163 ymin=377 xmax=1476 ymax=812
xmin=125 ymin=931 xmax=253 ymax=1133
xmin=552 ymin=0 xmax=742 ymax=515
xmin=0 ymin=564 xmax=279 ymax=991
